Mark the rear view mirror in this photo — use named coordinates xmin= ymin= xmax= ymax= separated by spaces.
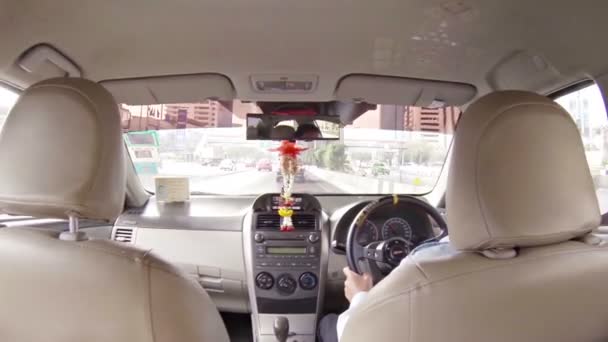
xmin=246 ymin=114 xmax=341 ymax=141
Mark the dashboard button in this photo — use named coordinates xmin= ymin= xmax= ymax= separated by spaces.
xmin=299 ymin=272 xmax=318 ymax=290
xmin=254 ymin=233 xmax=265 ymax=243
xmin=255 ymin=272 xmax=274 ymax=290
xmin=277 ymin=274 xmax=297 ymax=295
xmin=308 ymin=233 xmax=320 ymax=243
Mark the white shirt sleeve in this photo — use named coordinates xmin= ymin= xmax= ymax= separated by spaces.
xmin=336 ymin=291 xmax=369 ymax=341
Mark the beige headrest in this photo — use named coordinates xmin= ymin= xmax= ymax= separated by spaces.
xmin=447 ymin=90 xmax=600 ymax=250
xmin=0 ymin=78 xmax=126 ymax=221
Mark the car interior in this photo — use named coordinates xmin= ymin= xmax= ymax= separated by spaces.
xmin=1 ymin=1 xmax=608 ymax=342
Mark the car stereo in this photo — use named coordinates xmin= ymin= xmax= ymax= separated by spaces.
xmin=245 ymin=193 xmax=327 ymax=342
xmin=250 ymin=208 xmax=322 ymax=308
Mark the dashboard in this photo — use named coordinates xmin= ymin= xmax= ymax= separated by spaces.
xmin=111 ymin=193 xmax=441 ymax=315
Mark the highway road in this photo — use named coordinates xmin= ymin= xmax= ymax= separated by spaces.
xmin=139 ymin=162 xmax=343 ymax=195
xmin=188 ymin=169 xmax=343 ymax=194
xmin=138 ymin=162 xmax=608 ymax=213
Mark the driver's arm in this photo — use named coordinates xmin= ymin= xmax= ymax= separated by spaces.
xmin=336 ymin=267 xmax=373 ymax=340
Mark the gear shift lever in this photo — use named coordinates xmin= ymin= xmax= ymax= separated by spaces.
xmin=273 ymin=316 xmax=290 ymax=342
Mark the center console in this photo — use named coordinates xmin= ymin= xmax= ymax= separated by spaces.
xmin=244 ymin=194 xmax=328 ymax=342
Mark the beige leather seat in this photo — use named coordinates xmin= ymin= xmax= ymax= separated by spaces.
xmin=0 ymin=78 xmax=229 ymax=342
xmin=342 ymin=91 xmax=608 ymax=342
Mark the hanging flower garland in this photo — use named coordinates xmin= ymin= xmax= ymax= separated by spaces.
xmin=269 ymin=140 xmax=308 ymax=231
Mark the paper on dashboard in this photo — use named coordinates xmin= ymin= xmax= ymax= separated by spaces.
xmin=155 ymin=176 xmax=190 ymax=202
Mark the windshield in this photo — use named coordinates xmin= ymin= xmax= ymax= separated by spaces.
xmin=123 ymin=101 xmax=460 ymax=195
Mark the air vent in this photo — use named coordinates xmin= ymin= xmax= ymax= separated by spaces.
xmin=113 ymin=227 xmax=136 ymax=243
xmin=256 ymin=214 xmax=280 ymax=230
xmin=256 ymin=213 xmax=317 ymax=230
xmin=293 ymin=214 xmax=316 ymax=230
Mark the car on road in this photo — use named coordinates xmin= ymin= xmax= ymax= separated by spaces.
xmin=218 ymin=159 xmax=235 ymax=171
xmin=244 ymin=159 xmax=256 ymax=168
xmin=371 ymin=162 xmax=390 ymax=177
xmin=356 ymin=167 xmax=369 ymax=177
xmin=201 ymin=158 xmax=222 ymax=167
xmin=256 ymin=158 xmax=272 ymax=171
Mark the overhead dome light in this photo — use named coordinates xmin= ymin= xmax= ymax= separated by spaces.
xmin=251 ymin=74 xmax=318 ymax=93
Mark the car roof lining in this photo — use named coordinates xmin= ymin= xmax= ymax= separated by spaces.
xmin=0 ymin=0 xmax=606 ymax=105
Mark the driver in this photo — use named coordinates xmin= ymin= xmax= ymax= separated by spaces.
xmin=318 ymin=267 xmax=374 ymax=342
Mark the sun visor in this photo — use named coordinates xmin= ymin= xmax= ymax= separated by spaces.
xmin=335 ymin=74 xmax=476 ymax=106
xmin=101 ymin=73 xmax=236 ymax=105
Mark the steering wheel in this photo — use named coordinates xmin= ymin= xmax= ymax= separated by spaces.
xmin=345 ymin=195 xmax=448 ymax=283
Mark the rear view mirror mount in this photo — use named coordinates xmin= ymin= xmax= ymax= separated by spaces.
xmin=246 ymin=114 xmax=341 ymax=141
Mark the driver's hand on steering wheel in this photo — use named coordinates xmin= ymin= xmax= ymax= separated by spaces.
xmin=343 ymin=267 xmax=373 ymax=302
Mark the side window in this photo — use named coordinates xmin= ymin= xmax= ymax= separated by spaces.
xmin=555 ymin=83 xmax=608 ymax=212
xmin=0 ymin=86 xmax=19 ymax=221
xmin=0 ymin=86 xmax=19 ymax=131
